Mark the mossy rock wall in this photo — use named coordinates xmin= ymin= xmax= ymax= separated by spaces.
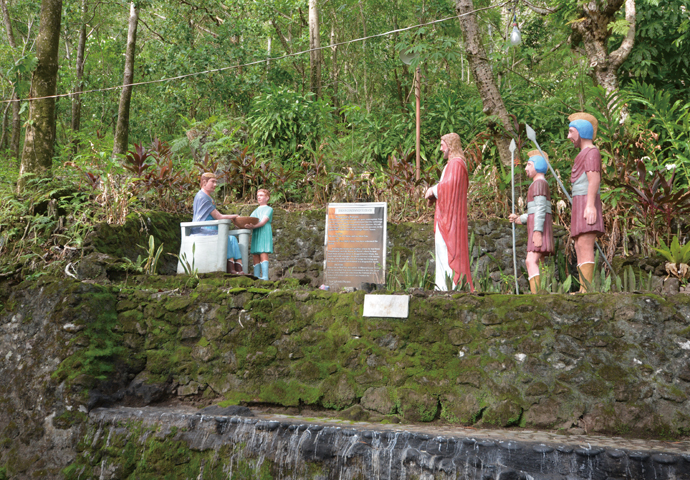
xmin=84 ymin=211 xmax=187 ymax=276
xmin=3 ymin=274 xmax=690 ymax=477
xmin=0 ymin=278 xmax=137 ymax=478
xmin=105 ymin=277 xmax=690 ymax=438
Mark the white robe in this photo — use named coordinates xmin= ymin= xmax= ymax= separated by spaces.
xmin=430 ymin=166 xmax=455 ymax=291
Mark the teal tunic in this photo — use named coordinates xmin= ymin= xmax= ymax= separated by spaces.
xmin=250 ymin=205 xmax=273 ymax=254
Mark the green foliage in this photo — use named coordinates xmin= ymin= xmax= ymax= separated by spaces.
xmin=1 ymin=0 xmax=689 ymax=271
xmin=613 ymin=264 xmax=655 ymax=292
xmin=6 ymin=53 xmax=37 ymax=97
xmin=653 ymin=235 xmax=690 ymax=265
xmin=169 ymin=242 xmax=199 ymax=283
xmin=577 ymin=252 xmax=654 ymax=293
xmin=140 ymin=235 xmax=164 ymax=275
xmin=628 ymin=81 xmax=690 ymax=185
xmin=248 ymin=86 xmax=334 ymax=165
xmin=652 ymin=236 xmax=690 ymax=282
xmin=536 ymin=259 xmax=574 ymax=295
xmin=386 ymin=251 xmax=433 ymax=290
xmin=123 ymin=235 xmax=165 ymax=275
xmin=0 ymin=176 xmax=102 ymax=275
xmin=620 ymin=0 xmax=690 ymax=100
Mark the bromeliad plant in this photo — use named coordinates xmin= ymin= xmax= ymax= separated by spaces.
xmin=653 ymin=235 xmax=690 ymax=283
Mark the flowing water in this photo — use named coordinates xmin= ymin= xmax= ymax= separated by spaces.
xmin=86 ymin=406 xmax=690 ymax=479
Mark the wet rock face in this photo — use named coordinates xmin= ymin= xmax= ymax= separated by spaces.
xmin=0 ymin=279 xmax=131 ymax=478
xmin=74 ymin=407 xmax=690 ymax=480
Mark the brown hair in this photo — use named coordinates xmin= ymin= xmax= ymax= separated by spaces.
xmin=527 ymin=150 xmax=549 ymax=161
xmin=200 ymin=172 xmax=216 ymax=187
xmin=441 ymin=133 xmax=464 ymax=159
xmin=257 ymin=188 xmax=270 ymax=198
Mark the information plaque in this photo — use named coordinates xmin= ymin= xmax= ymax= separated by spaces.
xmin=323 ymin=202 xmax=387 ymax=290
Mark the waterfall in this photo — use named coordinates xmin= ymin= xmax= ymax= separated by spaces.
xmin=75 ymin=406 xmax=690 ymax=480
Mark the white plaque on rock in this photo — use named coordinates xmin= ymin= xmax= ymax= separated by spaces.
xmin=362 ymin=295 xmax=409 ymax=318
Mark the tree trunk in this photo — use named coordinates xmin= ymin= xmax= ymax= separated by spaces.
xmin=455 ymin=0 xmax=514 ymax=166
xmin=2 ymin=0 xmax=21 ymax=161
xmin=8 ymin=88 xmax=20 ymax=162
xmin=329 ymin=23 xmax=339 ymax=111
xmin=112 ymin=2 xmax=138 ymax=158
xmin=570 ymin=0 xmax=636 ymax=93
xmin=0 ymin=102 xmax=9 ymax=149
xmin=0 ymin=0 xmax=15 ymax=46
xmin=308 ymin=0 xmax=321 ymax=99
xmin=71 ymin=0 xmax=87 ymax=133
xmin=18 ymin=0 xmax=63 ymax=189
xmin=271 ymin=19 xmax=304 ymax=78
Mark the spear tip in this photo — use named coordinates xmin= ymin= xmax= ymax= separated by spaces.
xmin=525 ymin=124 xmax=536 ymax=142
xmin=509 ymin=138 xmax=516 ymax=152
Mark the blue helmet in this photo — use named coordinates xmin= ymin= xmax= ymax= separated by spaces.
xmin=528 ymin=155 xmax=548 ymax=174
xmin=569 ymin=119 xmax=594 ymax=140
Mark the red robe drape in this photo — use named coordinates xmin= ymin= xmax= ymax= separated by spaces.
xmin=435 ymin=157 xmax=474 ymax=291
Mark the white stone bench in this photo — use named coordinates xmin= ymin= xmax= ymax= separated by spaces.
xmin=177 ymin=219 xmax=251 ymax=274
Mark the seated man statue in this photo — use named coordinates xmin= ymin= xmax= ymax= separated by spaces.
xmin=192 ymin=172 xmax=243 ymax=274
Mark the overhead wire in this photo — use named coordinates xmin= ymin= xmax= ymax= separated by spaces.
xmin=1 ymin=1 xmax=511 ymax=104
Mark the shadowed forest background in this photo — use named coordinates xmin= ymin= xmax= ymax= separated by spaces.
xmin=0 ymin=0 xmax=689 ymax=291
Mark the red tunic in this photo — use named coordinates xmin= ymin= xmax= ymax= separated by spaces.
xmin=526 ymin=179 xmax=554 ymax=255
xmin=435 ymin=157 xmax=473 ymax=291
xmin=570 ymin=147 xmax=605 ymax=237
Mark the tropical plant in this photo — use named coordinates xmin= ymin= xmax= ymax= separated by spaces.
xmin=653 ymin=235 xmax=690 ymax=282
xmin=301 ymin=151 xmax=331 ymax=205
xmin=248 ymin=86 xmax=334 ymax=165
xmin=536 ymin=259 xmax=573 ymax=295
xmin=386 ymin=251 xmax=433 ymax=291
xmin=617 ymin=160 xmax=690 ymax=250
xmin=229 ymin=146 xmax=264 ymax=200
xmin=628 ymin=82 xmax=690 ymax=185
xmin=169 ymin=243 xmax=199 ymax=283
xmin=576 ymin=252 xmax=655 ymax=293
xmin=613 ymin=264 xmax=655 ymax=292
xmin=136 ymin=235 xmax=164 ymax=275
xmin=122 ymin=143 xmax=152 ymax=178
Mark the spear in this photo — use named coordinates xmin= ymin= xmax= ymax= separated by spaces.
xmin=524 ymin=124 xmax=615 ymax=276
xmin=509 ymin=138 xmax=519 ymax=295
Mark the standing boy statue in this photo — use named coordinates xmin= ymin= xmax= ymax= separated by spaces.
xmin=424 ymin=133 xmax=474 ymax=292
xmin=245 ymin=188 xmax=273 ymax=281
xmin=509 ymin=151 xmax=554 ymax=293
xmin=567 ymin=113 xmax=605 ymax=292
